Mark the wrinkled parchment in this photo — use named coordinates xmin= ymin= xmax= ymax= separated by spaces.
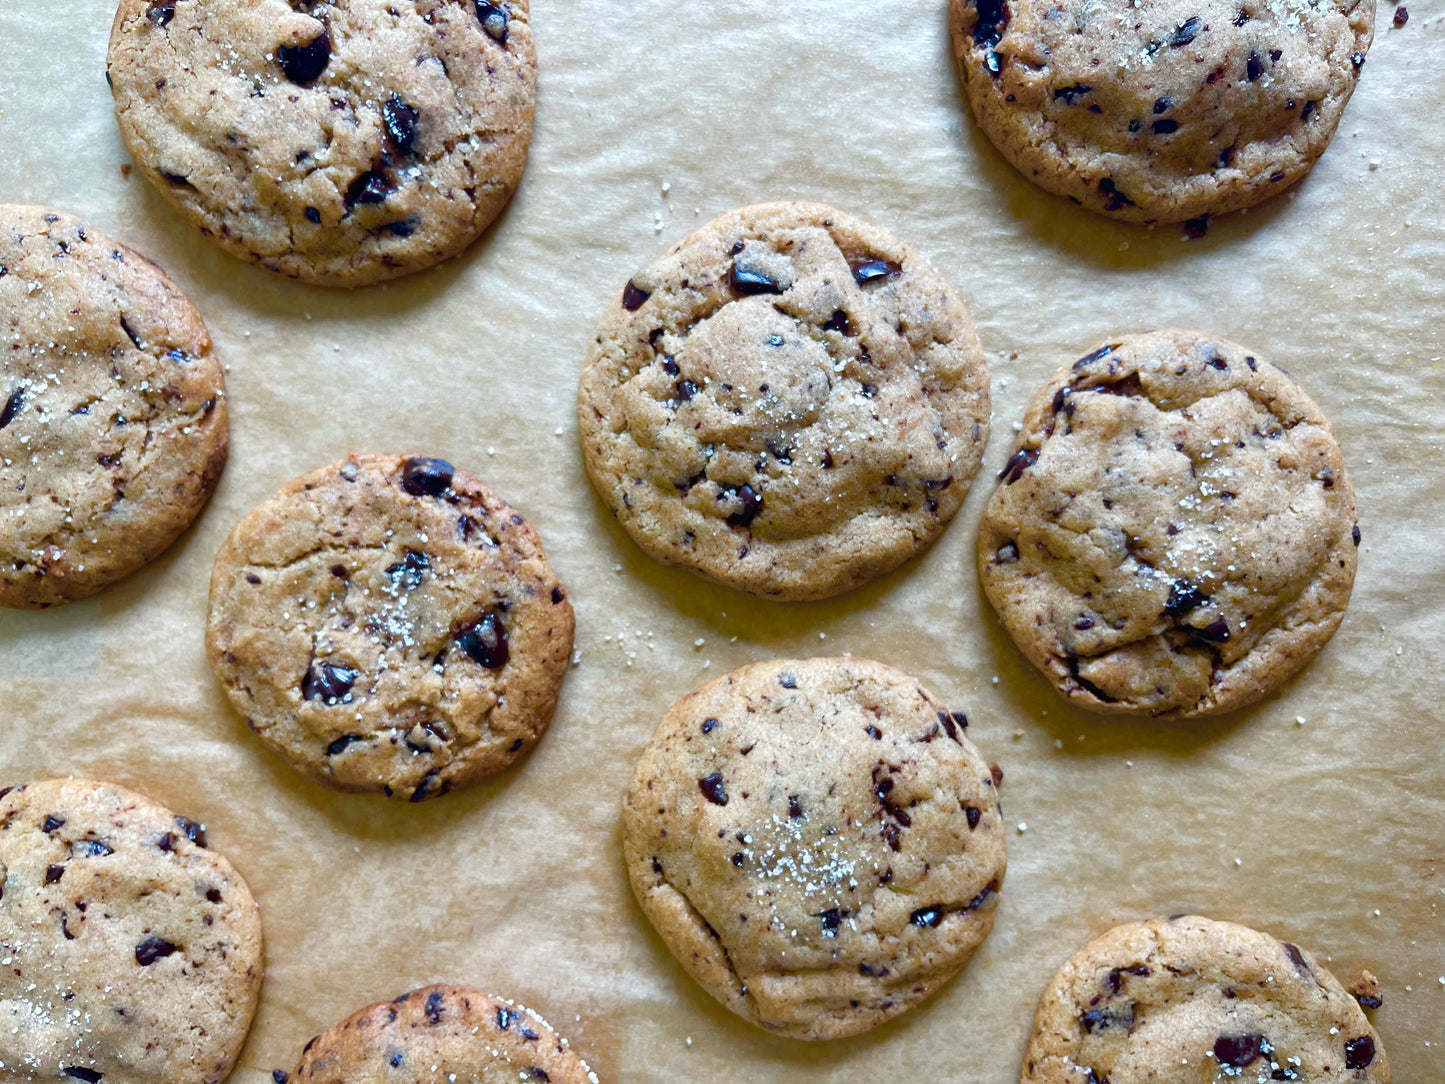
xmin=1 ymin=2 xmax=1442 ymax=1081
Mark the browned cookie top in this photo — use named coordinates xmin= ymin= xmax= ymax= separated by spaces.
xmin=108 ymin=0 xmax=536 ymax=286
xmin=0 ymin=205 xmax=227 ymax=609
xmin=978 ymin=331 xmax=1358 ymax=718
xmin=578 ymin=202 xmax=990 ymax=601
xmin=206 ymin=454 xmax=574 ymax=801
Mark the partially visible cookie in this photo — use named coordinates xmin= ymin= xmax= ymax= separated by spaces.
xmin=206 ymin=454 xmax=574 ymax=801
xmin=949 ymin=0 xmax=1375 ymax=223
xmin=108 ymin=0 xmax=537 ymax=286
xmin=1022 ymin=915 xmax=1389 ymax=1083
xmin=0 ymin=778 xmax=263 ymax=1084
xmin=578 ymin=201 xmax=990 ymax=601
xmin=0 ymin=205 xmax=228 ymax=609
xmin=292 ymin=985 xmax=598 ymax=1084
xmin=623 ymin=657 xmax=1007 ymax=1040
xmin=978 ymin=331 xmax=1358 ymax=717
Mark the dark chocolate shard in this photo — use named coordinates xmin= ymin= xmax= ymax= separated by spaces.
xmin=278 ymin=26 xmax=332 ymax=87
xmin=457 ymin=612 xmax=509 ymax=669
xmin=621 ymin=279 xmax=650 ymax=311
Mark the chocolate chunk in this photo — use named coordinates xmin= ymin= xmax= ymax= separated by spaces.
xmin=1053 ymin=84 xmax=1092 ymax=104
xmin=73 ymin=839 xmax=114 ymax=857
xmin=1105 ymin=964 xmax=1150 ymax=993
xmin=1153 ymin=96 xmax=1173 ymax=114
xmin=382 ymin=95 xmax=420 ymax=155
xmin=822 ymin=309 xmax=853 ymax=335
xmin=1189 ymin=618 xmax=1231 ymax=643
xmin=621 ymin=280 xmax=650 ymax=311
xmin=326 ymin=734 xmax=363 ymax=756
xmin=910 ymin=905 xmax=943 ymax=928
xmin=63 ymin=1070 xmax=104 ymax=1084
xmin=1247 ymin=51 xmax=1266 ymax=81
xmin=1095 ymin=373 xmax=1144 ymax=397
xmin=815 ymin=908 xmax=843 ymax=937
xmin=145 ymin=1 xmax=175 ymax=26
xmin=779 ymin=672 xmax=797 ymax=689
xmin=1169 ymin=16 xmax=1202 ymax=45
xmin=278 ymin=26 xmax=332 ymax=86
xmin=1152 ymin=119 xmax=1179 ymax=134
xmin=999 ymin=448 xmax=1038 ymax=484
xmin=966 ymin=806 xmax=982 ymax=829
xmin=971 ymin=0 xmax=1010 ymax=49
xmin=996 ymin=541 xmax=1020 ymax=564
xmin=303 ymin=662 xmax=359 ymax=704
xmin=401 ymin=456 xmax=454 ymax=496
xmin=274 ymin=1073 xmax=290 ymax=1084
xmin=1213 ymin=1033 xmax=1265 ymax=1068
xmin=1301 ymin=99 xmax=1317 ymax=120
xmin=1233 ymin=7 xmax=1251 ymax=23
xmin=989 ymin=763 xmax=1004 ymax=787
xmin=475 ymin=2 xmax=509 ymax=43
xmin=456 ymin=612 xmax=509 ymax=669
xmin=345 ymin=168 xmax=395 ymax=208
xmin=135 ymin=938 xmax=178 ymax=966
xmin=1097 ymin=178 xmax=1135 ymax=210
xmin=45 ymin=863 xmax=65 ymax=885
xmin=724 ymin=483 xmax=763 ymax=527
xmin=730 ymin=261 xmax=784 ymax=295
xmin=701 ymin=718 xmax=718 ymax=734
xmin=1353 ymin=524 xmax=1362 ymax=546
xmin=865 ymin=724 xmax=882 ymax=740
xmin=1282 ymin=942 xmax=1310 ymax=973
xmin=1081 ymin=1006 xmax=1134 ymax=1032
xmin=497 ymin=1007 xmax=514 ymax=1029
xmin=1352 ymin=50 xmax=1366 ymax=67
xmin=0 ymin=388 xmax=23 ymax=430
xmin=1164 ymin=578 xmax=1208 ymax=617
xmin=425 ymin=990 xmax=444 ymax=1023
xmin=1182 ymin=215 xmax=1210 ymax=239
xmin=699 ymin=771 xmax=728 ymax=806
xmin=848 ymin=257 xmax=901 ymax=284
xmin=42 ymin=814 xmax=65 ymax=833
xmin=387 ymin=548 xmax=431 ymax=589
xmin=1393 ymin=4 xmax=1408 ymax=24
xmin=675 ymin=379 xmax=699 ymax=402
xmin=788 ymin=795 xmax=803 ymax=818
xmin=1345 ymin=1036 xmax=1375 ymax=1068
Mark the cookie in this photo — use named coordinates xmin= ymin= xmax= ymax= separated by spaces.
xmin=577 ymin=202 xmax=990 ymax=601
xmin=107 ymin=0 xmax=537 ymax=287
xmin=622 ymin=657 xmax=1007 ymax=1040
xmin=0 ymin=205 xmax=228 ymax=610
xmin=205 ymin=454 xmax=574 ymax=801
xmin=949 ymin=0 xmax=1375 ymax=223
xmin=978 ymin=331 xmax=1358 ymax=717
xmin=1022 ymin=915 xmax=1389 ymax=1083
xmin=291 ymin=985 xmax=598 ymax=1084
xmin=0 ymin=778 xmax=263 ymax=1084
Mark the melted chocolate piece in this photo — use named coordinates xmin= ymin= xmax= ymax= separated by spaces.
xmin=62 ymin=1070 xmax=103 ymax=1084
xmin=0 ymin=387 xmax=23 ymax=430
xmin=1105 ymin=964 xmax=1150 ymax=994
xmin=815 ymin=908 xmax=843 ymax=937
xmin=42 ymin=815 xmax=66 ymax=833
xmin=1152 ymin=119 xmax=1179 ymax=134
xmin=45 ymin=864 xmax=65 ymax=884
xmin=1189 ymin=618 xmax=1231 ymax=643
xmin=457 ymin=612 xmax=509 ymax=669
xmin=1054 ymin=84 xmax=1092 ymax=104
xmin=1074 ymin=344 xmax=1115 ymax=369
xmin=966 ymin=805 xmax=982 ymax=829
xmin=475 ymin=2 xmax=509 ymax=43
xmin=822 ymin=309 xmax=853 ymax=335
xmin=345 ymin=168 xmax=395 ymax=208
xmin=1247 ymin=51 xmax=1266 ymax=81
xmin=1080 ymin=1006 xmax=1134 ymax=1032
xmin=326 ymin=734 xmax=363 ymax=756
xmin=996 ymin=541 xmax=1020 ymax=564
xmin=1353 ymin=524 xmax=1362 ymax=546
xmin=621 ymin=280 xmax=650 ymax=310
xmin=725 ymin=483 xmax=763 ymax=527
xmin=1164 ymin=578 xmax=1209 ymax=617
xmin=999 ymin=448 xmax=1038 ymax=484
xmin=1097 ymin=178 xmax=1135 ymax=211
xmin=72 ymin=839 xmax=114 ymax=857
xmin=972 ymin=0 xmax=1009 ymax=49
xmin=401 ymin=456 xmax=454 ymax=496
xmin=303 ymin=662 xmax=359 ymax=704
xmin=701 ymin=718 xmax=718 ymax=734
xmin=788 ymin=794 xmax=803 ymax=818
xmin=1170 ymin=16 xmax=1202 ymax=45
xmin=387 ymin=548 xmax=431 ymax=589
xmin=425 ymin=990 xmax=444 ymax=1023
xmin=382 ymin=95 xmax=420 ymax=155
xmin=1345 ymin=1036 xmax=1375 ymax=1068
xmin=676 ymin=379 xmax=699 ymax=402
xmin=278 ymin=26 xmax=332 ymax=86
xmin=274 ymin=1072 xmax=291 ymax=1084
xmin=145 ymin=0 xmax=175 ymax=26
xmin=699 ymin=771 xmax=728 ymax=806
xmin=1183 ymin=215 xmax=1210 ymax=239
xmin=135 ymin=938 xmax=178 ymax=966
xmin=730 ymin=262 xmax=784 ymax=295
xmin=910 ymin=905 xmax=944 ymax=928
xmin=848 ymin=257 xmax=901 ymax=284
xmin=1213 ymin=1033 xmax=1265 ymax=1068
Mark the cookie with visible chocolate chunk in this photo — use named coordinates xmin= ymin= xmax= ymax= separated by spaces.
xmin=577 ymin=202 xmax=990 ymax=601
xmin=622 ymin=656 xmax=1007 ymax=1040
xmin=949 ymin=0 xmax=1375 ymax=223
xmin=978 ymin=331 xmax=1358 ymax=718
xmin=1022 ymin=915 xmax=1389 ymax=1084
xmin=0 ymin=778 xmax=262 ymax=1084
xmin=205 ymin=454 xmax=574 ymax=801
xmin=0 ymin=205 xmax=228 ymax=609
xmin=292 ymin=984 xmax=598 ymax=1084
xmin=107 ymin=0 xmax=536 ymax=286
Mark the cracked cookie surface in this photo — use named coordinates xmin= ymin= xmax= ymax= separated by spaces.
xmin=622 ymin=656 xmax=1007 ymax=1040
xmin=292 ymin=984 xmax=599 ymax=1084
xmin=0 ymin=205 xmax=228 ymax=609
xmin=949 ymin=0 xmax=1374 ymax=223
xmin=1022 ymin=915 xmax=1389 ymax=1084
xmin=0 ymin=778 xmax=262 ymax=1084
xmin=577 ymin=202 xmax=990 ymax=601
xmin=107 ymin=0 xmax=536 ymax=287
xmin=205 ymin=453 xmax=573 ymax=801
xmin=978 ymin=331 xmax=1358 ymax=718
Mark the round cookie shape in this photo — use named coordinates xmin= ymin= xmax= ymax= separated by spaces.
xmin=0 ymin=779 xmax=263 ymax=1084
xmin=577 ymin=202 xmax=990 ymax=601
xmin=205 ymin=454 xmax=574 ymax=801
xmin=949 ymin=0 xmax=1375 ymax=223
xmin=0 ymin=205 xmax=228 ymax=609
xmin=622 ymin=657 xmax=1007 ymax=1040
xmin=107 ymin=0 xmax=537 ymax=287
xmin=292 ymin=985 xmax=599 ymax=1084
xmin=978 ymin=331 xmax=1358 ymax=718
xmin=1022 ymin=915 xmax=1389 ymax=1083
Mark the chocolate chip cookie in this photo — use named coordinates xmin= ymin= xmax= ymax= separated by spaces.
xmin=1022 ymin=915 xmax=1389 ymax=1083
xmin=108 ymin=0 xmax=536 ymax=287
xmin=0 ymin=778 xmax=263 ymax=1084
xmin=622 ymin=656 xmax=1007 ymax=1040
xmin=949 ymin=0 xmax=1375 ymax=223
xmin=205 ymin=454 xmax=574 ymax=801
xmin=978 ymin=331 xmax=1358 ymax=717
xmin=577 ymin=202 xmax=990 ymax=601
xmin=291 ymin=985 xmax=599 ymax=1084
xmin=0 ymin=205 xmax=228 ymax=609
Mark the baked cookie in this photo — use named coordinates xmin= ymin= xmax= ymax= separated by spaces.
xmin=978 ymin=331 xmax=1358 ymax=718
xmin=622 ymin=657 xmax=1007 ymax=1040
xmin=205 ymin=454 xmax=574 ymax=801
xmin=0 ymin=206 xmax=228 ymax=609
xmin=949 ymin=0 xmax=1375 ymax=223
xmin=1022 ymin=915 xmax=1389 ymax=1083
xmin=108 ymin=0 xmax=536 ymax=287
xmin=0 ymin=778 xmax=263 ymax=1084
xmin=291 ymin=985 xmax=598 ymax=1084
xmin=577 ymin=202 xmax=990 ymax=601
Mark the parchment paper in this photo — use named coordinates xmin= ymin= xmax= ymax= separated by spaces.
xmin=1 ymin=2 xmax=1442 ymax=1081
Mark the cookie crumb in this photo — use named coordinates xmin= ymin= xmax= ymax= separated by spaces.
xmin=1352 ymin=969 xmax=1383 ymax=1009
xmin=1393 ymin=5 xmax=1408 ymax=25
xmin=120 ymin=163 xmax=132 ymax=178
